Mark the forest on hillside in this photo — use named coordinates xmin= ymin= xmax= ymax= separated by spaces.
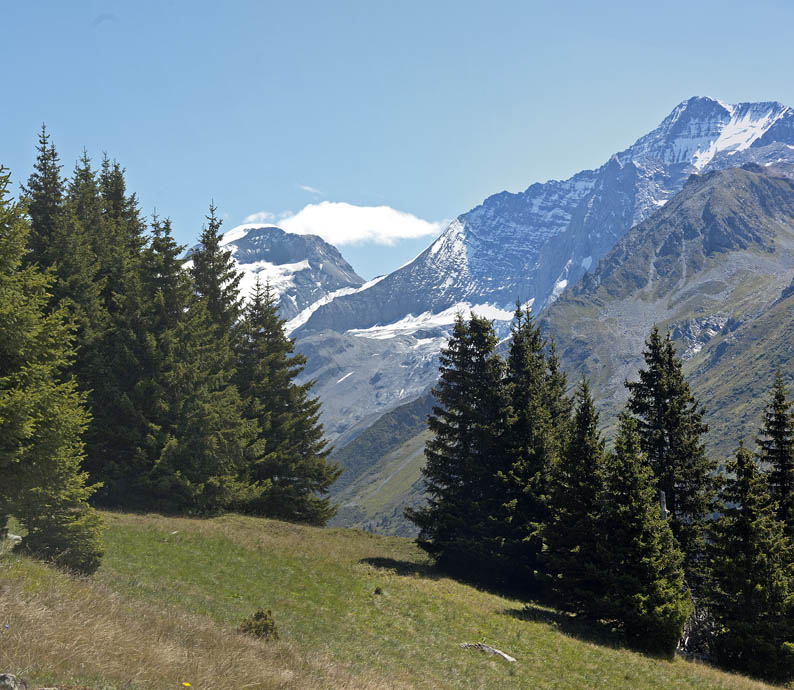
xmin=0 ymin=129 xmax=341 ymax=573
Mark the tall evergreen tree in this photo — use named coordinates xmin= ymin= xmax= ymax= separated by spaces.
xmin=757 ymin=370 xmax=794 ymax=538
xmin=137 ymin=218 xmax=258 ymax=513
xmin=0 ymin=167 xmax=104 ymax=574
xmin=706 ymin=444 xmax=794 ymax=683
xmin=406 ymin=312 xmax=509 ymax=582
xmin=19 ymin=124 xmax=64 ymax=268
xmin=625 ymin=327 xmax=716 ymax=591
xmin=495 ymin=302 xmax=559 ymax=590
xmin=235 ymin=278 xmax=340 ymax=525
xmin=596 ymin=414 xmax=692 ymax=657
xmin=189 ymin=202 xmax=243 ymax=336
xmin=544 ymin=378 xmax=606 ymax=613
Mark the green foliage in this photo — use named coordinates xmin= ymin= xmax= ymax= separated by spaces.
xmin=706 ymin=444 xmax=794 ymax=683
xmin=495 ymin=301 xmax=565 ymax=590
xmin=0 ymin=166 xmax=104 ymax=574
xmin=406 ymin=312 xmax=509 ymax=582
xmin=235 ymin=278 xmax=340 ymax=525
xmin=757 ymin=370 xmax=794 ymax=538
xmin=19 ymin=124 xmax=64 ymax=268
xmin=544 ymin=378 xmax=606 ymax=614
xmin=625 ymin=327 xmax=716 ymax=591
xmin=596 ymin=415 xmax=692 ymax=658
xmin=189 ymin=202 xmax=243 ymax=336
xmin=238 ymin=608 xmax=279 ymax=641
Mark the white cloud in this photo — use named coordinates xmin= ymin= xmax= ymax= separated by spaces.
xmin=298 ymin=184 xmax=323 ymax=195
xmin=245 ymin=201 xmax=445 ymax=246
xmin=243 ymin=210 xmax=276 ymax=224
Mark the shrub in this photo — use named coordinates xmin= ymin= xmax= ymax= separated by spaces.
xmin=238 ymin=609 xmax=279 ymax=641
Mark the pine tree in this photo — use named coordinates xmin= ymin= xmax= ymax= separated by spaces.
xmin=495 ymin=301 xmax=559 ymax=590
xmin=134 ymin=218 xmax=258 ymax=513
xmin=0 ymin=167 xmax=104 ymax=574
xmin=235 ymin=277 xmax=340 ymax=525
xmin=190 ymin=202 xmax=243 ymax=336
xmin=406 ymin=312 xmax=509 ymax=582
xmin=625 ymin=327 xmax=716 ymax=591
xmin=706 ymin=444 xmax=794 ymax=683
xmin=82 ymin=159 xmax=150 ymax=490
xmin=19 ymin=124 xmax=64 ymax=268
xmin=757 ymin=370 xmax=794 ymax=538
xmin=596 ymin=414 xmax=692 ymax=657
xmin=544 ymin=378 xmax=606 ymax=614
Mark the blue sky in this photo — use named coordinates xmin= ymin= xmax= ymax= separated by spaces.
xmin=3 ymin=0 xmax=794 ymax=278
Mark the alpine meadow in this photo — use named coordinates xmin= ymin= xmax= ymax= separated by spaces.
xmin=5 ymin=3 xmax=794 ymax=688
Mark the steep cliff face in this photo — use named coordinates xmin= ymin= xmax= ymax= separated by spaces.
xmin=296 ymin=97 xmax=794 ymax=337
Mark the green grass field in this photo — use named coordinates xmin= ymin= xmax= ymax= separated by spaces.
xmin=0 ymin=512 xmax=783 ymax=689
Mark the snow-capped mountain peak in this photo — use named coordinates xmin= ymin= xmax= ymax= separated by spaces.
xmin=623 ymin=96 xmax=793 ymax=170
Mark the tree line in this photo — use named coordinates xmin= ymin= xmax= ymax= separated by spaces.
xmin=408 ymin=306 xmax=794 ymax=682
xmin=0 ymin=127 xmax=340 ymax=574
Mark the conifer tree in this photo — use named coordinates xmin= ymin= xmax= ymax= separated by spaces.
xmin=406 ymin=312 xmax=509 ymax=582
xmin=706 ymin=444 xmax=794 ymax=683
xmin=596 ymin=414 xmax=692 ymax=657
xmin=235 ymin=278 xmax=340 ymax=525
xmin=625 ymin=327 xmax=716 ymax=591
xmin=135 ymin=218 xmax=258 ymax=513
xmin=190 ymin=202 xmax=243 ymax=336
xmin=495 ymin=302 xmax=558 ymax=589
xmin=545 ymin=378 xmax=606 ymax=613
xmin=757 ymin=370 xmax=794 ymax=538
xmin=0 ymin=167 xmax=104 ymax=574
xmin=19 ymin=124 xmax=64 ymax=268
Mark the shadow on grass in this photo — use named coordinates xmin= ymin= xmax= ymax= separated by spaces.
xmin=503 ymin=603 xmax=624 ymax=650
xmin=360 ymin=556 xmax=443 ymax=580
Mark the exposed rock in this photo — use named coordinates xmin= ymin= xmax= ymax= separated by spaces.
xmin=0 ymin=674 xmax=27 ymax=690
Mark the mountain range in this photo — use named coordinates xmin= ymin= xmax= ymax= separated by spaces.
xmin=210 ymin=96 xmax=794 ymax=532
xmin=220 ymin=96 xmax=794 ymax=445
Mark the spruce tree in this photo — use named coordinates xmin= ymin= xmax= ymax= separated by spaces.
xmin=235 ymin=277 xmax=340 ymax=525
xmin=0 ymin=167 xmax=104 ymax=574
xmin=495 ymin=301 xmax=558 ymax=590
xmin=19 ymin=124 xmax=64 ymax=268
xmin=625 ymin=327 xmax=716 ymax=591
xmin=190 ymin=202 xmax=243 ymax=336
xmin=757 ymin=370 xmax=794 ymax=538
xmin=136 ymin=218 xmax=259 ymax=513
xmin=706 ymin=444 xmax=794 ymax=683
xmin=406 ymin=312 xmax=509 ymax=582
xmin=596 ymin=414 xmax=692 ymax=657
xmin=544 ymin=378 xmax=606 ymax=614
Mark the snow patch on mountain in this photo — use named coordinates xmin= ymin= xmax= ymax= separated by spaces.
xmin=345 ymin=302 xmax=516 ymax=340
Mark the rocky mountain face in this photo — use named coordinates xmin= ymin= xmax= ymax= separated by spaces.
xmin=282 ymin=97 xmax=794 ymax=443
xmin=221 ymin=98 xmax=794 ymax=450
xmin=541 ymin=163 xmax=794 ymax=454
xmin=297 ymin=97 xmax=794 ymax=336
xmin=214 ymin=225 xmax=364 ymax=320
xmin=330 ymin=163 xmax=794 ymax=535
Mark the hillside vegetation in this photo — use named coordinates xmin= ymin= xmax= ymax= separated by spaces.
xmin=0 ymin=512 xmax=781 ymax=690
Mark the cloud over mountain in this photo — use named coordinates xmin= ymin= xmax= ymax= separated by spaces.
xmin=244 ymin=201 xmax=445 ymax=246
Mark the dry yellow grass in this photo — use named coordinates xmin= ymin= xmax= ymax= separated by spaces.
xmin=0 ymin=513 xmax=785 ymax=690
xmin=0 ymin=548 xmax=406 ymax=690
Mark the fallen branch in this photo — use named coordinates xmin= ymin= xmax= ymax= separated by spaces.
xmin=460 ymin=642 xmax=516 ymax=662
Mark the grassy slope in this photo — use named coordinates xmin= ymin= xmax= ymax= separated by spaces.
xmin=332 ymin=429 xmax=431 ymax=535
xmin=0 ymin=512 xmax=780 ymax=690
